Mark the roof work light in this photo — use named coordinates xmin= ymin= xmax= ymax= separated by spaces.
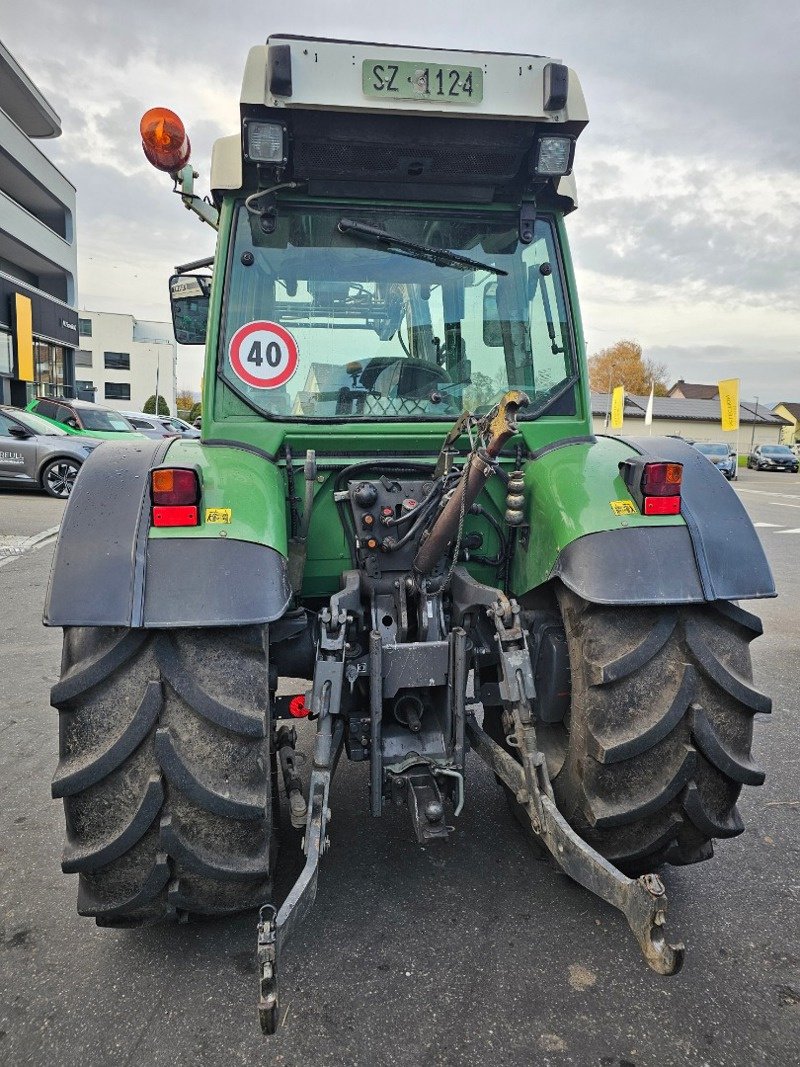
xmin=245 ymin=121 xmax=287 ymax=164
xmin=533 ymin=135 xmax=575 ymax=177
xmin=140 ymin=107 xmax=192 ymax=172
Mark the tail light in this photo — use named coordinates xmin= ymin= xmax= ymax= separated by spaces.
xmin=619 ymin=459 xmax=682 ymax=516
xmin=151 ymin=467 xmax=200 ymax=527
xmin=140 ymin=107 xmax=191 ymax=173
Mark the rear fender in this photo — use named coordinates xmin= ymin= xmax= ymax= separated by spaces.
xmin=512 ymin=435 xmax=775 ymax=606
xmin=45 ymin=438 xmax=291 ymax=628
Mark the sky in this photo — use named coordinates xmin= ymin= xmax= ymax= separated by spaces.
xmin=2 ymin=0 xmax=798 ymax=404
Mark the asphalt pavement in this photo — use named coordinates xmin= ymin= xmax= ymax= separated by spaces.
xmin=0 ymin=469 xmax=797 ymax=1067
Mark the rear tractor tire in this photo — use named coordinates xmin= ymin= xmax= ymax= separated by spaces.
xmin=51 ymin=626 xmax=273 ymax=925
xmin=489 ymin=588 xmax=769 ymax=876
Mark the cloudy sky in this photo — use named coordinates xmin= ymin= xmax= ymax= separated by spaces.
xmin=2 ymin=0 xmax=798 ymax=403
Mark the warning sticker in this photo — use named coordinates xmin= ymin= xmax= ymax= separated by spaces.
xmin=228 ymin=320 xmax=298 ymax=389
xmin=205 ymin=507 xmax=232 ymax=524
xmin=610 ymin=499 xmax=637 ymax=516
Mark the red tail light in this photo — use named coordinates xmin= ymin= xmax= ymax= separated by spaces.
xmin=151 ymin=467 xmax=200 ymax=527
xmin=619 ymin=458 xmax=683 ymax=516
xmin=641 ymin=462 xmax=683 ymax=496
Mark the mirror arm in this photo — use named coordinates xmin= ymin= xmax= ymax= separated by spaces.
xmin=176 ymin=164 xmax=219 ymax=231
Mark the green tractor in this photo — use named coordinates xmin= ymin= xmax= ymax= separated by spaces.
xmin=45 ymin=36 xmax=774 ymax=1033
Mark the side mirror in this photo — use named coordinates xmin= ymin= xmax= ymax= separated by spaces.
xmin=8 ymin=425 xmax=31 ymax=439
xmin=169 ymin=274 xmax=211 ymax=345
xmin=66 ymin=418 xmax=79 ymax=428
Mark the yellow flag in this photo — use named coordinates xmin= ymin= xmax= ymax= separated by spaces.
xmin=610 ymin=386 xmax=625 ymax=429
xmin=718 ymin=378 xmax=740 ymax=431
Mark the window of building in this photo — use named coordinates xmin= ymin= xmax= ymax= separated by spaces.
xmin=34 ymin=341 xmax=67 ymax=393
xmin=75 ymin=379 xmax=95 ymax=393
xmin=104 ymin=351 xmax=130 ymax=370
xmin=79 ymin=318 xmax=92 ymax=337
xmin=75 ymin=349 xmax=93 ymax=367
xmin=105 ymin=382 xmax=131 ymax=401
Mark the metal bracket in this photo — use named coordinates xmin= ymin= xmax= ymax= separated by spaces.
xmin=258 ymin=581 xmax=351 ymax=1034
xmin=466 ymin=713 xmax=684 ymax=975
xmin=468 ymin=598 xmax=685 ymax=976
xmin=176 ymin=164 xmax=219 ymax=230
xmin=258 ymin=717 xmax=344 ymax=1034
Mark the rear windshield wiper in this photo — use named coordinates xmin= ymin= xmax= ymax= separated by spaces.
xmin=337 ymin=218 xmax=508 ymax=277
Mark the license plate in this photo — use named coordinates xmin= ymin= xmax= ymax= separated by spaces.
xmin=362 ymin=59 xmax=483 ymax=104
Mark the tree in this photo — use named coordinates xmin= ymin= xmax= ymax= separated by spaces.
xmin=175 ymin=389 xmax=197 ymax=415
xmin=588 ymin=340 xmax=669 ymax=396
xmin=143 ymin=394 xmax=170 ymax=416
xmin=190 ymin=401 xmax=202 ymax=423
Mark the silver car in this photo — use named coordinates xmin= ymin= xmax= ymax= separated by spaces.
xmin=0 ymin=405 xmax=100 ymax=498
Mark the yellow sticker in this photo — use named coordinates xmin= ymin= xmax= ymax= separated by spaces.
xmin=205 ymin=507 xmax=232 ymax=524
xmin=610 ymin=500 xmax=637 ymax=516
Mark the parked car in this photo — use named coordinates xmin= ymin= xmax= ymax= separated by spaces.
xmin=694 ymin=441 xmax=737 ymax=480
xmin=119 ymin=411 xmax=181 ymax=439
xmin=158 ymin=415 xmax=201 ymax=438
xmin=747 ymin=443 xmax=799 ymax=473
xmin=25 ymin=397 xmax=144 ymax=440
xmin=193 ymin=415 xmax=202 ymax=429
xmin=0 ymin=405 xmax=100 ymax=498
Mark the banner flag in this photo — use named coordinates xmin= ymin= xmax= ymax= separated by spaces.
xmin=644 ymin=384 xmax=654 ymax=426
xmin=610 ymin=386 xmax=625 ymax=429
xmin=719 ymin=379 xmax=740 ymax=431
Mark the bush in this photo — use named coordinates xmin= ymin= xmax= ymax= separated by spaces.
xmin=143 ymin=394 xmax=171 ymax=416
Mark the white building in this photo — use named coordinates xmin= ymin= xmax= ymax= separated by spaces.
xmin=0 ymin=39 xmax=78 ymax=405
xmin=74 ymin=310 xmax=177 ymax=413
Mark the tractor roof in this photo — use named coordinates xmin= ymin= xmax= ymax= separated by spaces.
xmin=210 ymin=36 xmax=587 ymax=211
xmin=241 ymin=35 xmax=588 ymax=125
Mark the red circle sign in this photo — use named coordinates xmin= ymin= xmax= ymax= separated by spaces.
xmin=228 ymin=321 xmax=299 ymax=389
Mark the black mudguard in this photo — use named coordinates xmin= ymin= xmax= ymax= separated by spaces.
xmin=44 ymin=439 xmax=291 ymax=628
xmin=552 ymin=435 xmax=776 ymax=606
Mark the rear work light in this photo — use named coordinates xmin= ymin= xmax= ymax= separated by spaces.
xmin=150 ymin=467 xmax=200 ymax=527
xmin=619 ymin=459 xmax=683 ymax=516
xmin=245 ymin=121 xmax=286 ymax=163
xmin=533 ymin=135 xmax=575 ymax=177
xmin=140 ymin=107 xmax=191 ymax=173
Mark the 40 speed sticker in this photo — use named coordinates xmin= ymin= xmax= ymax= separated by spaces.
xmin=228 ymin=321 xmax=298 ymax=389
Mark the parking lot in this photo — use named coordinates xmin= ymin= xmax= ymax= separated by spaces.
xmin=0 ymin=467 xmax=797 ymax=1067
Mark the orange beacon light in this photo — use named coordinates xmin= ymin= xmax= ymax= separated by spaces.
xmin=140 ymin=107 xmax=191 ymax=173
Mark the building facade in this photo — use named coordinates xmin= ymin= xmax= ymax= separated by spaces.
xmin=0 ymin=40 xmax=78 ymax=406
xmin=772 ymin=403 xmax=800 ymax=445
xmin=75 ymin=311 xmax=177 ymax=412
xmin=592 ymin=393 xmax=790 ymax=449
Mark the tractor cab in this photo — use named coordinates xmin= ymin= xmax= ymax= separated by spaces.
xmin=164 ymin=36 xmax=590 ymax=450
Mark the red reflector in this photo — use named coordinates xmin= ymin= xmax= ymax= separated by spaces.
xmin=644 ymin=496 xmax=681 ymax=515
xmin=641 ymin=462 xmax=683 ymax=496
xmin=152 ymin=505 xmax=199 ymax=527
xmin=289 ymin=694 xmax=310 ymax=718
xmin=151 ymin=468 xmax=199 ymax=506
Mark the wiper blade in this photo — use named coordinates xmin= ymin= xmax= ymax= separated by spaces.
xmin=337 ymin=218 xmax=508 ymax=277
